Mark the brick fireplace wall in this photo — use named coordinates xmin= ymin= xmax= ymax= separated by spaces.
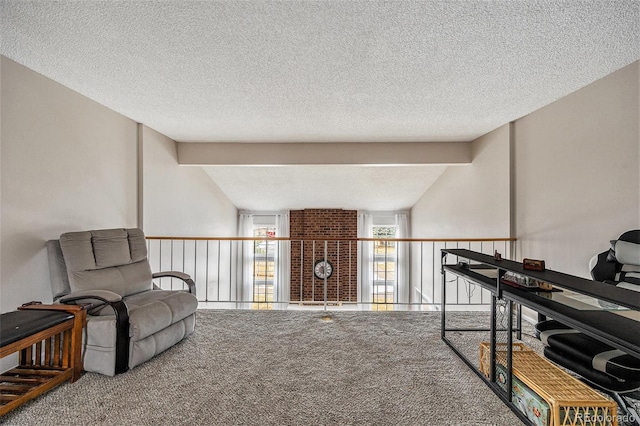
xmin=290 ymin=209 xmax=358 ymax=303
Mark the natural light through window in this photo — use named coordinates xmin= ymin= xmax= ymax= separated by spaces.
xmin=372 ymin=225 xmax=397 ymax=311
xmin=253 ymin=225 xmax=276 ymax=309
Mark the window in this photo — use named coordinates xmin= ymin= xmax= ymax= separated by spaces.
xmin=372 ymin=225 xmax=397 ymax=308
xmin=252 ymin=225 xmax=276 ymax=309
xmin=239 ymin=212 xmax=290 ymax=310
xmin=358 ymin=212 xmax=408 ymax=310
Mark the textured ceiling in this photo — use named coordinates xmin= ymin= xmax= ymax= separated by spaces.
xmin=1 ymin=1 xmax=639 ymax=210
xmin=204 ymin=165 xmax=447 ymax=211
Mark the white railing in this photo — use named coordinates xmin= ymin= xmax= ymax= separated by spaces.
xmin=146 ymin=237 xmax=514 ymax=311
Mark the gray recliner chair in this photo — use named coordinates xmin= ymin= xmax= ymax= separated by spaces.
xmin=47 ymin=228 xmax=198 ymax=376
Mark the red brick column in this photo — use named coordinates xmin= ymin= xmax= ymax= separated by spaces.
xmin=289 ymin=209 xmax=358 ymax=302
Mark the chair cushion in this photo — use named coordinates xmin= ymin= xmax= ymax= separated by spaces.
xmin=544 ymin=346 xmax=640 ymax=393
xmin=597 ymin=231 xmax=640 ymax=282
xmin=127 ymin=228 xmax=148 ymax=263
xmin=536 ymin=320 xmax=640 ymax=381
xmin=613 ymin=240 xmax=640 ymax=267
xmin=534 ymin=318 xmax=578 ymax=343
xmin=617 ymin=281 xmax=640 ymax=292
xmin=610 ymin=240 xmax=640 ymax=287
xmin=126 ymin=290 xmax=198 ymax=342
xmin=92 ymin=229 xmax=131 ymax=268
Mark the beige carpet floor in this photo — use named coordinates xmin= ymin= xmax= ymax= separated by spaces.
xmin=2 ymin=310 xmax=523 ymax=425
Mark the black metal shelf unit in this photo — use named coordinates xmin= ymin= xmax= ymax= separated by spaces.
xmin=440 ymin=248 xmax=640 ymax=425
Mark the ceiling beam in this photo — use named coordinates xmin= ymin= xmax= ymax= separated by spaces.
xmin=177 ymin=142 xmax=472 ymax=166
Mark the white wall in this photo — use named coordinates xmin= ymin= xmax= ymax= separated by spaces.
xmin=411 ymin=124 xmax=511 ymax=239
xmin=142 ymin=125 xmax=238 ymax=298
xmin=141 ymin=124 xmax=237 ymax=237
xmin=409 ymin=125 xmax=511 ymax=305
xmin=0 ymin=56 xmax=138 ymax=312
xmin=514 ymin=61 xmax=639 ymax=278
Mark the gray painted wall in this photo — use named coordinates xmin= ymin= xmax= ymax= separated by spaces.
xmin=513 ymin=61 xmax=639 ymax=277
xmin=1 ymin=56 xmax=138 ymax=312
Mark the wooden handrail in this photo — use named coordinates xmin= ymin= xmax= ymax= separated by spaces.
xmin=146 ymin=236 xmax=516 ymax=242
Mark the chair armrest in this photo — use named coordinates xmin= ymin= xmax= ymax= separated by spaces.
xmin=59 ymin=289 xmax=123 ymax=307
xmin=152 ymin=271 xmax=196 ymax=296
xmin=58 ymin=290 xmax=130 ymax=374
xmin=57 ymin=290 xmax=126 ymax=311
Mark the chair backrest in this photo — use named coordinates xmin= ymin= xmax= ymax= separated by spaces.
xmin=590 ymin=230 xmax=640 ymax=284
xmin=48 ymin=228 xmax=153 ymax=299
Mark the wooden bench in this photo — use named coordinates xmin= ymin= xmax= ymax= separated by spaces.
xmin=0 ymin=304 xmax=86 ymax=416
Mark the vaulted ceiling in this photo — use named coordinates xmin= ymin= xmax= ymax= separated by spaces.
xmin=2 ymin=1 xmax=638 ymax=210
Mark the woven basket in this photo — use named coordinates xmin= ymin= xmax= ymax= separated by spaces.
xmin=479 ymin=342 xmax=618 ymax=426
xmin=479 ymin=341 xmax=532 ymax=377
